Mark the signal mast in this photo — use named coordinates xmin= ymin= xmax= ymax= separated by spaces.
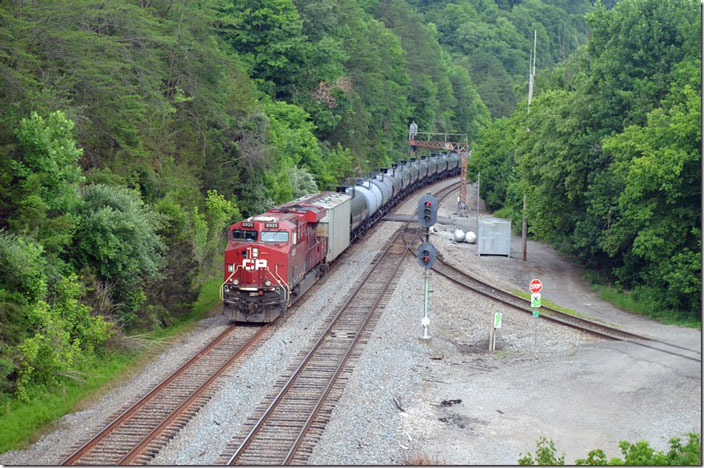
xmin=409 ymin=129 xmax=470 ymax=215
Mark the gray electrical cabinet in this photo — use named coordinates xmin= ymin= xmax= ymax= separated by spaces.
xmin=478 ymin=217 xmax=511 ymax=256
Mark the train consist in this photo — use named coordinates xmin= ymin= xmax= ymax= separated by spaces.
xmin=222 ymin=153 xmax=461 ymax=322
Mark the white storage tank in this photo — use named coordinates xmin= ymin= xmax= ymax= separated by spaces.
xmin=478 ymin=217 xmax=511 ymax=256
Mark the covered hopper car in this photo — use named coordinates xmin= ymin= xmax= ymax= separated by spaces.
xmin=222 ymin=152 xmax=461 ymax=322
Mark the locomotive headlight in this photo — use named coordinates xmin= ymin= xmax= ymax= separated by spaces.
xmin=228 ymin=264 xmax=234 ymax=272
xmin=252 ymin=247 xmax=259 ymax=258
xmin=233 ymin=279 xmax=239 ymax=286
xmin=265 ymin=280 xmax=272 ymax=287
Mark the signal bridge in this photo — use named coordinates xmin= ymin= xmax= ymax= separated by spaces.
xmin=409 ymin=132 xmax=470 ymax=215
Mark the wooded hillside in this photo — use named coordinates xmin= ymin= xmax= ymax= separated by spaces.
xmin=0 ymin=0 xmax=589 ymax=405
xmin=470 ymin=0 xmax=701 ymax=322
xmin=4 ymin=0 xmax=696 ymax=420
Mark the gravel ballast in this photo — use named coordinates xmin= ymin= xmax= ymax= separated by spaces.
xmin=1 ymin=179 xmax=700 ymax=465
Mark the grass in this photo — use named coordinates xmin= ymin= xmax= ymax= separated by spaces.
xmin=0 ymin=354 xmax=136 ymax=453
xmin=0 ymin=275 xmax=223 ymax=454
xmin=590 ymin=283 xmax=701 ymax=329
xmin=510 ymin=290 xmax=592 ymax=320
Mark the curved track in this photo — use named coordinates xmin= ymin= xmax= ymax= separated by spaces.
xmin=423 ymin=244 xmax=700 ymax=362
xmin=217 ymin=182 xmax=458 ymax=465
xmin=397 ymin=180 xmax=699 ymax=362
xmin=59 ymin=180 xmax=459 ymax=465
xmin=219 ymin=223 xmax=416 ymax=465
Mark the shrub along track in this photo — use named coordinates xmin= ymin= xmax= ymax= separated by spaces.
xmin=412 ymin=244 xmax=701 ymax=362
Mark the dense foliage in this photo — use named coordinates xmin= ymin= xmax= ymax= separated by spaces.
xmin=470 ymin=0 xmax=701 ymax=322
xmin=518 ymin=433 xmax=701 ymax=465
xmin=409 ymin=0 xmax=593 ymax=117
xmin=4 ymin=0 xmax=681 ymax=439
xmin=0 ymin=0 xmax=589 ymax=407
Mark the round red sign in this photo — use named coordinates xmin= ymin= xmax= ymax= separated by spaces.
xmin=529 ymin=279 xmax=542 ymax=293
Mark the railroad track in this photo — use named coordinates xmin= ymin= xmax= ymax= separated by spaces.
xmin=218 ymin=223 xmax=416 ymax=465
xmin=426 ymin=252 xmax=701 ymax=362
xmin=61 ymin=324 xmax=270 ymax=465
xmin=431 ymin=179 xmax=461 ymax=204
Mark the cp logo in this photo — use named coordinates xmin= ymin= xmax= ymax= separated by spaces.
xmin=243 ymin=259 xmax=268 ymax=271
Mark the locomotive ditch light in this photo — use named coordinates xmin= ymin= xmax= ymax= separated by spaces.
xmin=233 ymin=279 xmax=239 ymax=286
xmin=265 ymin=280 xmax=272 ymax=287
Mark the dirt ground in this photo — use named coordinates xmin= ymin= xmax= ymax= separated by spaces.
xmin=401 ymin=182 xmax=701 ymax=464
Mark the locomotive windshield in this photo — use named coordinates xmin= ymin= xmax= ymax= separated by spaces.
xmin=261 ymin=231 xmax=289 ymax=243
xmin=232 ymin=230 xmax=258 ymax=241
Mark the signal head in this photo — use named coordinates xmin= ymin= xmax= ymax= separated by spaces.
xmin=418 ymin=194 xmax=438 ymax=228
xmin=417 ymin=242 xmax=437 ymax=268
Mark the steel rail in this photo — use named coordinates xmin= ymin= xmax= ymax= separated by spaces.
xmin=61 ymin=324 xmax=239 ymax=465
xmin=282 ymin=227 xmax=414 ymax=464
xmin=226 ymin=224 xmax=415 ymax=465
xmin=429 ymin=254 xmax=701 ymax=362
xmin=118 ymin=324 xmax=272 ymax=465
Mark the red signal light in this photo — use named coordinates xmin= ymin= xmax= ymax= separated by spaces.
xmin=425 ymin=201 xmax=431 ymax=206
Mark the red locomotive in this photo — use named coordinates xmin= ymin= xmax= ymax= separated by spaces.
xmin=222 ymin=152 xmax=461 ymax=322
xmin=222 ymin=192 xmax=351 ymax=322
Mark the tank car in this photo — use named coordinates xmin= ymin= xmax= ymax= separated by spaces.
xmin=223 ymin=150 xmax=462 ymax=323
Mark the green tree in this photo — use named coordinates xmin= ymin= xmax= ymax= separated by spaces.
xmin=72 ymin=184 xmax=165 ymax=286
xmin=3 ymin=111 xmax=84 ymax=256
xmin=474 ymin=0 xmax=701 ymax=321
xmin=217 ymin=0 xmax=309 ymax=96
xmin=71 ymin=184 xmax=165 ymax=327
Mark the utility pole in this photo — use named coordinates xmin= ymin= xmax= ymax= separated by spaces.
xmin=522 ymin=30 xmax=536 ymax=262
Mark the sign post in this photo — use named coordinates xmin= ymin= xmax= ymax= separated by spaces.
xmin=492 ymin=310 xmax=502 ymax=351
xmin=418 ymin=194 xmax=437 ymax=341
xmin=529 ymin=279 xmax=542 ymax=346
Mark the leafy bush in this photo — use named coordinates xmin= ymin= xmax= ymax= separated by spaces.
xmin=518 ymin=436 xmax=565 ymax=465
xmin=518 ymin=433 xmax=702 ymax=465
xmin=2 ymin=111 xmax=83 ymax=257
xmin=192 ymin=189 xmax=239 ymax=270
xmin=576 ymin=433 xmax=701 ymax=465
xmin=0 ymin=233 xmax=47 ymax=304
xmin=72 ymin=184 xmax=166 ymax=286
xmin=14 ymin=275 xmax=112 ymax=402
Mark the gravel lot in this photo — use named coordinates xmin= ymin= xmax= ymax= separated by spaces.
xmin=1 ymin=179 xmax=700 ymax=466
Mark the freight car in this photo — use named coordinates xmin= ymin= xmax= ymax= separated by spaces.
xmin=222 ymin=152 xmax=461 ymax=322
